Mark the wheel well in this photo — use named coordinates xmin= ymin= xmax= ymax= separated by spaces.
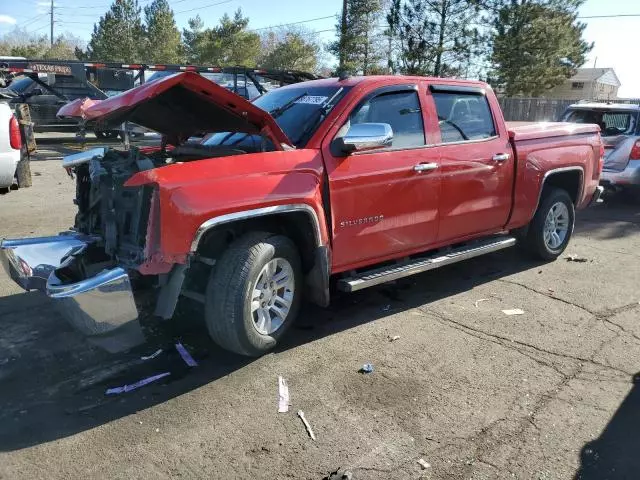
xmin=195 ymin=212 xmax=318 ymax=273
xmin=542 ymin=170 xmax=581 ymax=204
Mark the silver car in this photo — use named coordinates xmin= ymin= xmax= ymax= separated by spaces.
xmin=561 ymin=103 xmax=640 ymax=197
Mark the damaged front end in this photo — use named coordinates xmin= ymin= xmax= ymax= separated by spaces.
xmin=0 ymin=147 xmax=164 ymax=351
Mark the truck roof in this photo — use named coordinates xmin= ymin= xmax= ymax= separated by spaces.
xmin=280 ymin=75 xmax=490 ymax=90
xmin=567 ymin=102 xmax=640 ymax=111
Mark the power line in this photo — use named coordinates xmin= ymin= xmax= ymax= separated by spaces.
xmin=174 ymin=0 xmax=233 ymax=14
xmin=577 ymin=13 xmax=640 ymax=19
xmin=248 ymin=15 xmax=335 ymax=32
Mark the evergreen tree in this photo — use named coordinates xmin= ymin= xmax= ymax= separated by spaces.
xmin=144 ymin=0 xmax=182 ymax=63
xmin=489 ymin=0 xmax=592 ymax=96
xmin=386 ymin=0 xmax=485 ymax=77
xmin=329 ymin=0 xmax=386 ymax=75
xmin=183 ymin=9 xmax=261 ymax=66
xmin=87 ymin=0 xmax=146 ymax=62
xmin=182 ymin=15 xmax=206 ymax=63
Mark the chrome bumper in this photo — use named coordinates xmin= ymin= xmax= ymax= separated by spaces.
xmin=601 ymin=160 xmax=640 ymax=188
xmin=1 ymin=234 xmax=140 ymax=338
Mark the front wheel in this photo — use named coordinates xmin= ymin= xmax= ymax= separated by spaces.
xmin=204 ymin=232 xmax=303 ymax=357
xmin=524 ymin=187 xmax=575 ymax=260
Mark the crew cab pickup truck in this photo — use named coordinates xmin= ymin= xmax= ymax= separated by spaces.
xmin=0 ymin=73 xmax=604 ymax=356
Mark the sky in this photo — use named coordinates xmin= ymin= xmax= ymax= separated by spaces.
xmin=0 ymin=0 xmax=638 ymax=97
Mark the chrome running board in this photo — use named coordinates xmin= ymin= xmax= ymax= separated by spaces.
xmin=337 ymin=236 xmax=517 ymax=292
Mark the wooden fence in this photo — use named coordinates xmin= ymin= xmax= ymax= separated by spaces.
xmin=497 ymin=97 xmax=640 ymax=122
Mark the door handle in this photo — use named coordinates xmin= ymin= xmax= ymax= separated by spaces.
xmin=492 ymin=153 xmax=510 ymax=162
xmin=414 ymin=162 xmax=438 ymax=172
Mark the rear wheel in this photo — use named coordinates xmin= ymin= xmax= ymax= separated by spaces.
xmin=524 ymin=187 xmax=575 ymax=260
xmin=204 ymin=232 xmax=303 ymax=357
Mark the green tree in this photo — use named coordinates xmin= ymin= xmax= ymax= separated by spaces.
xmin=329 ymin=0 xmax=386 ymax=75
xmin=259 ymin=28 xmax=320 ymax=72
xmin=144 ymin=0 xmax=182 ymax=63
xmin=489 ymin=0 xmax=592 ymax=96
xmin=87 ymin=0 xmax=146 ymax=62
xmin=386 ymin=0 xmax=485 ymax=76
xmin=183 ymin=9 xmax=260 ymax=66
xmin=182 ymin=15 xmax=206 ymax=63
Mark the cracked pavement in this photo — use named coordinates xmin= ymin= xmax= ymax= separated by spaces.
xmin=1 ymin=156 xmax=640 ymax=479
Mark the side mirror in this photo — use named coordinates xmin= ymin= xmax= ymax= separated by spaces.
xmin=338 ymin=123 xmax=393 ymax=154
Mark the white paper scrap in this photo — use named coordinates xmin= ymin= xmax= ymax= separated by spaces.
xmin=175 ymin=342 xmax=198 ymax=367
xmin=502 ymin=309 xmax=525 ymax=316
xmin=294 ymin=95 xmax=328 ymax=105
xmin=278 ymin=376 xmax=290 ymax=413
xmin=105 ymin=372 xmax=171 ymax=395
xmin=140 ymin=348 xmax=162 ymax=361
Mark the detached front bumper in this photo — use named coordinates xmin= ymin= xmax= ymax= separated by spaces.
xmin=1 ymin=234 xmax=140 ymax=339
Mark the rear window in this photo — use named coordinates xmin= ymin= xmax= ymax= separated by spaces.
xmin=562 ymin=109 xmax=638 ymax=136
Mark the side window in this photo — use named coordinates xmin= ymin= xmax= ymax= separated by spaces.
xmin=350 ymin=90 xmax=425 ymax=149
xmin=432 ymin=92 xmax=496 ymax=143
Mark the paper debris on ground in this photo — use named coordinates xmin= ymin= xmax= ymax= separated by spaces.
xmin=502 ymin=309 xmax=525 ymax=316
xmin=566 ymin=255 xmax=588 ymax=263
xmin=388 ymin=335 xmax=400 ymax=342
xmin=140 ymin=348 xmax=162 ymax=361
xmin=278 ymin=376 xmax=290 ymax=413
xmin=297 ymin=410 xmax=316 ymax=440
xmin=359 ymin=363 xmax=374 ymax=374
xmin=105 ymin=372 xmax=171 ymax=395
xmin=474 ymin=298 xmax=489 ymax=308
xmin=417 ymin=458 xmax=431 ymax=469
xmin=175 ymin=342 xmax=198 ymax=367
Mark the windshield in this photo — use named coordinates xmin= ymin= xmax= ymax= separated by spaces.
xmin=563 ymin=108 xmax=638 ymax=136
xmin=202 ymin=86 xmax=350 ymax=149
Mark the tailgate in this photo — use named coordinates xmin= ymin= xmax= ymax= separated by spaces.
xmin=602 ymin=135 xmax=637 ymax=172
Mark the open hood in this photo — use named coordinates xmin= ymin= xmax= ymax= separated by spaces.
xmin=81 ymin=72 xmax=291 ymax=147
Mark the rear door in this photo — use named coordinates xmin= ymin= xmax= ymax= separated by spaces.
xmin=323 ymin=84 xmax=441 ymax=272
xmin=427 ymin=85 xmax=514 ymax=243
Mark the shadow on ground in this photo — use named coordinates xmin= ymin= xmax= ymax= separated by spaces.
xmin=574 ymin=373 xmax=640 ymax=479
xmin=0 ymin=247 xmax=544 ymax=452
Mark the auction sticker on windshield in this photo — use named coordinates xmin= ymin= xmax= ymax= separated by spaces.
xmin=294 ymin=96 xmax=328 ymax=105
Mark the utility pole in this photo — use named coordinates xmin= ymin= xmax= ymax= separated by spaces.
xmin=339 ymin=0 xmax=348 ymax=72
xmin=50 ymin=0 xmax=54 ymax=47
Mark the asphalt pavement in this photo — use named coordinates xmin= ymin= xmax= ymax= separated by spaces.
xmin=0 ymin=147 xmax=639 ymax=480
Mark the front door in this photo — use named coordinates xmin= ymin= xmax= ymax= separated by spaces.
xmin=323 ymin=85 xmax=441 ymax=272
xmin=427 ymin=86 xmax=514 ymax=243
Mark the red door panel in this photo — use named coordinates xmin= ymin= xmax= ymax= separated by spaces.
xmin=425 ymin=87 xmax=514 ymax=243
xmin=322 ymin=85 xmax=441 ymax=273
xmin=436 ymin=138 xmax=514 ymax=242
xmin=324 ymin=148 xmax=440 ymax=271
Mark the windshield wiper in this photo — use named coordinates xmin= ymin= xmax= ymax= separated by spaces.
xmin=269 ymin=92 xmax=308 ymax=118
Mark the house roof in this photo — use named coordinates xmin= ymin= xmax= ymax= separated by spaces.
xmin=570 ymin=68 xmax=621 ymax=87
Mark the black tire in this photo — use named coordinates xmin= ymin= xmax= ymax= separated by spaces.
xmin=524 ymin=187 xmax=575 ymax=260
xmin=204 ymin=232 xmax=303 ymax=357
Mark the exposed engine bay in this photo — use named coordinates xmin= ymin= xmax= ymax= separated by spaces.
xmin=70 ymin=141 xmax=268 ymax=269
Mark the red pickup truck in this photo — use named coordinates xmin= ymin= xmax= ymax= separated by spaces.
xmin=1 ymin=73 xmax=603 ymax=356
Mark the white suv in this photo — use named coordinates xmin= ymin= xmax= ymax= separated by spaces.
xmin=0 ymin=102 xmax=22 ymax=192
